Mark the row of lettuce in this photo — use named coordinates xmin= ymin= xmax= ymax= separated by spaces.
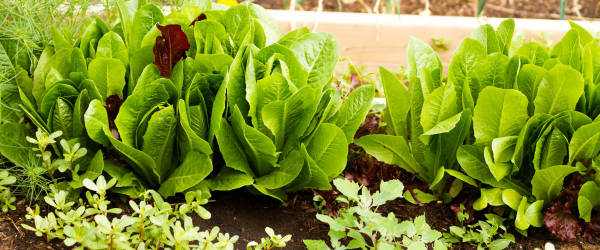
xmin=0 ymin=1 xmax=374 ymax=202
xmin=358 ymin=20 xmax=600 ymax=240
xmin=0 ymin=0 xmax=599 ymax=241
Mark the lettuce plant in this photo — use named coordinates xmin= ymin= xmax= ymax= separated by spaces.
xmin=357 ymin=19 xmax=600 ymax=238
xmin=206 ymin=27 xmax=375 ymax=202
xmin=13 ymin=1 xmax=221 ymax=197
xmin=454 ymin=22 xmax=600 ymax=235
xmin=5 ymin=0 xmax=372 ymax=201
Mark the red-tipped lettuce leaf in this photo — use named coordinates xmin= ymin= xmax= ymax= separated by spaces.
xmin=153 ymin=24 xmax=190 ymax=77
xmin=190 ymin=13 xmax=207 ymax=26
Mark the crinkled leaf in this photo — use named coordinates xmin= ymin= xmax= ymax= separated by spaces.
xmin=448 ymin=38 xmax=486 ymax=107
xmin=289 ymin=32 xmax=339 ymax=88
xmin=550 ymin=30 xmax=582 ymax=72
xmin=496 ymin=19 xmax=515 ymax=55
xmin=84 ymin=99 xmax=110 ymax=147
xmin=379 ymin=66 xmax=409 ymax=137
xmin=203 ymin=168 xmax=254 ymax=191
xmin=306 ymin=123 xmax=348 ymax=178
xmin=255 ymin=150 xmax=303 ymax=189
xmin=230 ymin=106 xmax=278 ymax=177
xmin=262 ymin=86 xmax=318 ymax=151
xmin=470 ymin=24 xmax=500 ymax=54
xmin=96 ymin=31 xmax=129 ymax=66
xmin=333 ymin=85 xmax=375 ymax=142
xmin=50 ymin=98 xmax=73 ymax=139
xmin=355 ymin=134 xmax=421 ymax=175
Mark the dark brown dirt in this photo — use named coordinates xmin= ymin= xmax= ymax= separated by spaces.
xmin=254 ymin=0 xmax=600 ymax=20
xmin=195 ymin=189 xmax=461 ymax=249
xmin=193 ymin=188 xmax=600 ymax=249
xmin=1 ymin=188 xmax=599 ymax=249
xmin=0 ymin=199 xmax=64 ymax=250
xmin=193 ymin=190 xmax=329 ymax=248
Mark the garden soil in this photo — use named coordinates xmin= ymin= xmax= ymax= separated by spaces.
xmin=254 ymin=0 xmax=600 ymax=20
xmin=1 ymin=189 xmax=599 ymax=249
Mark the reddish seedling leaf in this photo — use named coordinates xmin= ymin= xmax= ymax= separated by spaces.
xmin=153 ymin=24 xmax=190 ymax=77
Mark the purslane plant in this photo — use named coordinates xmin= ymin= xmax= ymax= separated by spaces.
xmin=0 ymin=0 xmax=371 ymax=200
xmin=0 ymin=123 xmax=53 ymax=202
xmin=0 ymin=170 xmax=16 ymax=213
xmin=0 ymin=127 xmax=96 ymax=202
xmin=357 ymin=19 xmax=600 ymax=238
xmin=22 ymin=175 xmax=292 ymax=249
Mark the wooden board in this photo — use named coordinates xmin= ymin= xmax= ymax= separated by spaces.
xmin=269 ymin=10 xmax=600 ymax=71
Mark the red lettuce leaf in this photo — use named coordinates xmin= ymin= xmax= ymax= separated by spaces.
xmin=190 ymin=13 xmax=207 ymax=26
xmin=543 ymin=175 xmax=585 ymax=242
xmin=345 ymin=113 xmax=404 ymax=188
xmin=106 ymin=94 xmax=123 ymax=140
xmin=153 ymin=24 xmax=190 ymax=77
xmin=544 ymin=208 xmax=582 ymax=242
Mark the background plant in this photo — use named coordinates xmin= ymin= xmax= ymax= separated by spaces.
xmin=0 ymin=0 xmax=91 ymax=74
